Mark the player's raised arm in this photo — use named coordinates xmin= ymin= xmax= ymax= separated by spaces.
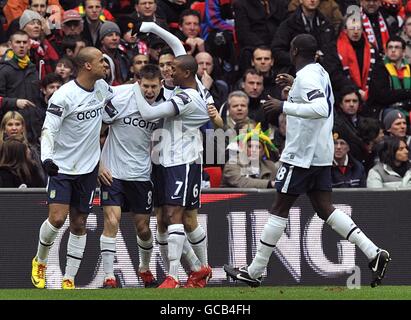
xmin=140 ymin=22 xmax=186 ymax=57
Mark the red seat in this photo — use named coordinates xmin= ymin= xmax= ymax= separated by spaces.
xmin=191 ymin=1 xmax=206 ymax=20
xmin=204 ymin=166 xmax=222 ymax=188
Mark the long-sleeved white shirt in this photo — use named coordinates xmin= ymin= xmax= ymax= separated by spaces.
xmin=280 ymin=63 xmax=334 ymax=168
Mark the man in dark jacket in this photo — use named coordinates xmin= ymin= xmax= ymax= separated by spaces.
xmin=272 ymin=0 xmax=353 ymax=95
xmin=0 ymin=30 xmax=42 ymax=146
xmin=233 ymin=0 xmax=288 ymax=50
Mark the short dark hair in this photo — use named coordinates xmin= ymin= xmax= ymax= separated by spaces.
xmin=10 ymin=30 xmax=29 ymax=41
xmin=175 ymin=54 xmax=198 ymax=77
xmin=242 ymin=68 xmax=262 ymax=82
xmin=292 ymin=34 xmax=318 ymax=59
xmin=179 ymin=9 xmax=201 ymax=25
xmin=62 ymin=35 xmax=84 ymax=53
xmin=158 ymin=46 xmax=174 ymax=59
xmin=41 ymin=72 xmax=63 ymax=88
xmin=338 ymin=86 xmax=361 ymax=105
xmin=139 ymin=64 xmax=161 ymax=80
xmin=387 ymin=35 xmax=406 ymax=50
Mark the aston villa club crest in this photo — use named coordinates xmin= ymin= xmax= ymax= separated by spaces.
xmin=96 ymin=90 xmax=103 ymax=102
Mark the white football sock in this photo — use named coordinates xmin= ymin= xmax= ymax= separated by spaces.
xmin=248 ymin=215 xmax=287 ymax=279
xmin=156 ymin=230 xmax=169 ymax=272
xmin=100 ymin=234 xmax=116 ymax=279
xmin=187 ymin=225 xmax=208 ymax=266
xmin=37 ymin=219 xmax=59 ymax=264
xmin=326 ymin=209 xmax=379 ymax=260
xmin=137 ymin=235 xmax=153 ymax=272
xmin=182 ymin=237 xmax=201 ymax=272
xmin=64 ymin=233 xmax=87 ymax=280
xmin=167 ymin=224 xmax=185 ymax=281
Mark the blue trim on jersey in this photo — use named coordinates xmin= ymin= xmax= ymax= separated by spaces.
xmin=74 ymin=79 xmax=94 ymax=92
xmin=326 ymin=84 xmax=332 ymax=117
xmin=170 ymin=99 xmax=180 ymax=115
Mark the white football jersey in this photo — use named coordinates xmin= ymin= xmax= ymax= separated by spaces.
xmin=280 ymin=63 xmax=334 ymax=168
xmin=41 ymin=79 xmax=113 ymax=174
xmin=157 ymin=87 xmax=210 ymax=167
xmin=101 ymin=84 xmax=160 ymax=181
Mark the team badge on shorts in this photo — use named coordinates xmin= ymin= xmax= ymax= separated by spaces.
xmin=102 ymin=191 xmax=109 ymax=200
xmin=50 ymin=190 xmax=56 ymax=199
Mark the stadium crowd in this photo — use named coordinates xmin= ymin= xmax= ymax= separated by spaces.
xmin=0 ymin=0 xmax=402 ymax=290
xmin=0 ymin=0 xmax=410 ymax=189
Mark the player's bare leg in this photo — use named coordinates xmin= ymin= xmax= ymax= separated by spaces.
xmin=134 ymin=213 xmax=158 ymax=288
xmin=32 ymin=204 xmax=69 ymax=289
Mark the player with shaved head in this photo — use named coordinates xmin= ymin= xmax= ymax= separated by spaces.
xmin=225 ymin=34 xmax=391 ymax=288
xmin=31 ymin=46 xmax=113 ymax=289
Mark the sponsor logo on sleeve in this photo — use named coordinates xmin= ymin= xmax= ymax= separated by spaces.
xmin=105 ymin=101 xmax=119 ymax=118
xmin=47 ymin=103 xmax=64 ymax=117
xmin=307 ymin=89 xmax=325 ymax=101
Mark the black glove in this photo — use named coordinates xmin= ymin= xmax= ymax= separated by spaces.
xmin=43 ymin=159 xmax=59 ymax=176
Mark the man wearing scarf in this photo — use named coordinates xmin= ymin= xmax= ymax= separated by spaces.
xmin=360 ymin=0 xmax=399 ymax=57
xmin=368 ymin=36 xmax=411 ymax=124
xmin=0 ymin=30 xmax=42 ymax=147
xmin=337 ymin=5 xmax=378 ymax=102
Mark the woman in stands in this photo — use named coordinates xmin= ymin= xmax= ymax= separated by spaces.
xmin=367 ymin=136 xmax=411 ymax=188
xmin=0 ymin=111 xmax=46 ymax=186
xmin=0 ymin=135 xmax=44 ymax=187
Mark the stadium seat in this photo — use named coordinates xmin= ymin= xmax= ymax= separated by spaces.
xmin=204 ymin=166 xmax=222 ymax=188
xmin=191 ymin=1 xmax=206 ymax=20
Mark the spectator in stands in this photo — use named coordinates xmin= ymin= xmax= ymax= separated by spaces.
xmin=5 ymin=0 xmax=63 ymax=37
xmin=48 ymin=10 xmax=85 ymax=57
xmin=368 ymin=36 xmax=411 ymax=122
xmin=367 ymin=136 xmax=411 ymax=187
xmin=272 ymin=0 xmax=352 ymax=96
xmin=0 ymin=30 xmax=42 ymax=146
xmin=99 ymin=21 xmax=130 ymax=84
xmin=61 ymin=35 xmax=87 ymax=59
xmin=382 ymin=109 xmax=411 ymax=154
xmin=233 ymin=0 xmax=288 ymax=51
xmin=0 ymin=111 xmax=45 ymax=184
xmin=40 ymin=72 xmax=63 ymax=109
xmin=131 ymin=0 xmax=168 ymax=25
xmin=360 ymin=0 xmax=399 ymax=57
xmin=158 ymin=46 xmax=175 ymax=96
xmin=127 ymin=53 xmax=150 ymax=83
xmin=223 ymin=90 xmax=250 ymax=130
xmin=175 ymin=9 xmax=205 ymax=56
xmin=55 ymin=57 xmax=75 ymax=83
xmin=337 ymin=5 xmax=378 ymax=103
xmin=0 ymin=136 xmax=44 ymax=187
xmin=401 ymin=14 xmax=411 ymax=64
xmin=82 ymin=0 xmax=104 ymax=47
xmin=289 ymin=0 xmax=343 ymax=35
xmin=156 ymin=0 xmax=190 ymax=30
xmin=19 ymin=9 xmax=60 ymax=80
xmin=332 ymin=131 xmax=367 ymax=188
xmin=221 ymin=123 xmax=279 ymax=188
xmin=202 ymin=0 xmax=235 ymax=41
xmin=334 ymin=86 xmax=382 ymax=172
xmin=195 ymin=51 xmax=228 ymax=110
xmin=250 ymin=46 xmax=284 ymax=99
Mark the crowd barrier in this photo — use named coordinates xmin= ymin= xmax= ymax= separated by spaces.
xmin=1 ymin=188 xmax=410 ymax=288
